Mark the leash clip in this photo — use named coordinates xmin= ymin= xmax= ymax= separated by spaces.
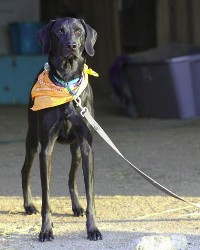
xmin=80 ymin=107 xmax=88 ymax=117
xmin=74 ymin=97 xmax=88 ymax=117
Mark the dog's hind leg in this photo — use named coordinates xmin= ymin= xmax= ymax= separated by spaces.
xmin=21 ymin=128 xmax=39 ymax=215
xmin=69 ymin=142 xmax=84 ymax=216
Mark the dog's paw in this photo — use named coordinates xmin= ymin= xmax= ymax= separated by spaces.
xmin=87 ymin=228 xmax=102 ymax=241
xmin=24 ymin=204 xmax=38 ymax=215
xmin=39 ymin=228 xmax=54 ymax=242
xmin=73 ymin=207 xmax=85 ymax=217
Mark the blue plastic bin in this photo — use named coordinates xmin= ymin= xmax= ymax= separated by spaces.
xmin=9 ymin=22 xmax=43 ymax=55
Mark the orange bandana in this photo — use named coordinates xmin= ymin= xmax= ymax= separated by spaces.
xmin=31 ymin=64 xmax=98 ymax=111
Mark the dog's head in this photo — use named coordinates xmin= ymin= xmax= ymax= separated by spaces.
xmin=36 ymin=17 xmax=97 ymax=59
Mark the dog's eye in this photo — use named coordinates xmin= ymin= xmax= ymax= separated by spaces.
xmin=74 ymin=29 xmax=81 ymax=36
xmin=59 ymin=28 xmax=65 ymax=34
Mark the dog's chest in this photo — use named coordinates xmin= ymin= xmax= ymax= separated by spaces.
xmin=57 ymin=116 xmax=75 ymax=144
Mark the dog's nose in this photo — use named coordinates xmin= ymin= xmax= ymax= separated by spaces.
xmin=66 ymin=42 xmax=77 ymax=50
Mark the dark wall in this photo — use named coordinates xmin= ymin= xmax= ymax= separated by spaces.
xmin=121 ymin=0 xmax=156 ymax=53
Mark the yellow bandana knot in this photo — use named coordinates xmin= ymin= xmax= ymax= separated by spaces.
xmin=84 ymin=65 xmax=99 ymax=77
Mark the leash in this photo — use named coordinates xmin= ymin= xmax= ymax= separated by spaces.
xmin=74 ymin=96 xmax=200 ymax=209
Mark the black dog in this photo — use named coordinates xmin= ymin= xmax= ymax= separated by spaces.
xmin=21 ymin=17 xmax=102 ymax=241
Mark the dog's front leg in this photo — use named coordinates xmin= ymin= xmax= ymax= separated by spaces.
xmin=38 ymin=142 xmax=55 ymax=242
xmin=68 ymin=111 xmax=102 ymax=240
xmin=80 ymin=141 xmax=102 ymax=240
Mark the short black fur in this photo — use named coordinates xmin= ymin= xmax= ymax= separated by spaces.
xmin=21 ymin=17 xmax=102 ymax=242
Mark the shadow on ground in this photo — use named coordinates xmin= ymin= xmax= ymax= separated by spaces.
xmin=1 ymin=100 xmax=200 ymax=249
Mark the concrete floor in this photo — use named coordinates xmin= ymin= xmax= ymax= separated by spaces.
xmin=1 ymin=99 xmax=200 ymax=249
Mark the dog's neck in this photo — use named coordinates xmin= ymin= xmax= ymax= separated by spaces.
xmin=48 ymin=55 xmax=85 ymax=82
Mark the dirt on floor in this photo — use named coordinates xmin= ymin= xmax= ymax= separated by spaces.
xmin=0 ymin=196 xmax=200 ymax=249
xmin=1 ymin=102 xmax=200 ymax=249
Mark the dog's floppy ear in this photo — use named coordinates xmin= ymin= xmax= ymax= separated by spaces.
xmin=80 ymin=20 xmax=97 ymax=57
xmin=36 ymin=20 xmax=55 ymax=55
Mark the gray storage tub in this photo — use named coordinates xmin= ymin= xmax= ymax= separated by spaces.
xmin=124 ymin=45 xmax=200 ymax=119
